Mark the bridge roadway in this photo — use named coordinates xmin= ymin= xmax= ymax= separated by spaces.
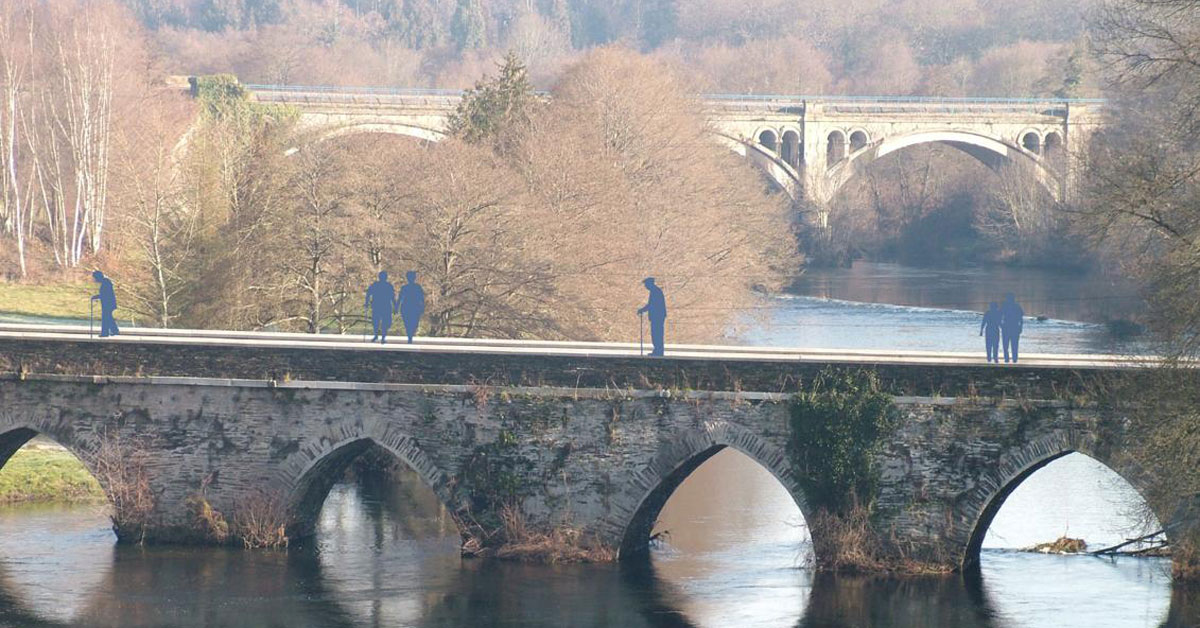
xmin=0 ymin=323 xmax=1148 ymax=369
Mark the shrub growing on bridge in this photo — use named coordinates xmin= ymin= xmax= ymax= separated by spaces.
xmin=787 ymin=369 xmax=896 ymax=514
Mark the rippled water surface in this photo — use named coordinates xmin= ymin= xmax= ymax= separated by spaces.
xmin=735 ymin=263 xmax=1146 ymax=354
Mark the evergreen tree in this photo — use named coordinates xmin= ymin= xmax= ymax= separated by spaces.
xmin=446 ymin=52 xmax=537 ymax=152
xmin=394 ymin=0 xmax=445 ymax=49
xmin=639 ymin=0 xmax=677 ymax=50
xmin=540 ymin=0 xmax=572 ymax=46
xmin=451 ymin=0 xmax=487 ymax=52
xmin=1053 ymin=45 xmax=1086 ymax=99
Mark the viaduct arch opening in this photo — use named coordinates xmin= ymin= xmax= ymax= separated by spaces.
xmin=962 ymin=447 xmax=1162 ymax=572
xmin=827 ymin=129 xmax=1062 ymax=202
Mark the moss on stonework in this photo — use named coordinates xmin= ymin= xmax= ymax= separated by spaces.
xmin=454 ymin=430 xmax=533 ymax=541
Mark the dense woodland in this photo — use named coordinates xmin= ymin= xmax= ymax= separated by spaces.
xmin=125 ymin=0 xmax=1098 ymax=97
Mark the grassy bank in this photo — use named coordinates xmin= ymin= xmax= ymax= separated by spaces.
xmin=0 ymin=440 xmax=106 ymax=504
xmin=0 ymin=281 xmax=92 ymax=319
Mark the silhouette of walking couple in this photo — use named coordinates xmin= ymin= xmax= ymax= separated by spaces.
xmin=980 ymin=293 xmax=1024 ymax=363
xmin=365 ymin=271 xmax=425 ymax=344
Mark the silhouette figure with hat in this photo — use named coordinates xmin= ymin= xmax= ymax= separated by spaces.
xmin=91 ymin=271 xmax=120 ymax=338
xmin=637 ymin=277 xmax=667 ymax=357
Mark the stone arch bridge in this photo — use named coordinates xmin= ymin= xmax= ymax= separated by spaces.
xmin=241 ymin=83 xmax=1104 ymax=219
xmin=0 ymin=325 xmax=1187 ymax=573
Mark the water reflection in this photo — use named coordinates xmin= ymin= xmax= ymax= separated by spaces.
xmin=0 ymin=466 xmax=1193 ymax=627
xmin=797 ymin=573 xmax=1001 ymax=628
xmin=649 ymin=449 xmax=810 ymax=627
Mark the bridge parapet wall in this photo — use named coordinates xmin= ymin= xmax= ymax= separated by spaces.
xmin=0 ymin=336 xmax=1098 ymax=400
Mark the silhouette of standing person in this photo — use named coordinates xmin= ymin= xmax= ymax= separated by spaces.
xmin=365 ymin=271 xmax=396 ymax=344
xmin=980 ymin=302 xmax=1002 ymax=364
xmin=396 ymin=271 xmax=425 ymax=344
xmin=637 ymin=277 xmax=667 ymax=357
xmin=1000 ymin=293 xmax=1024 ymax=364
xmin=91 ymin=271 xmax=119 ymax=338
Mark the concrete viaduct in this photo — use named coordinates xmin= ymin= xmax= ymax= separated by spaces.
xmin=0 ymin=324 xmax=1184 ymax=573
xmin=242 ymin=83 xmax=1104 ymax=218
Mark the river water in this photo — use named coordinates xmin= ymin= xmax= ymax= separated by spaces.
xmin=0 ymin=262 xmax=1194 ymax=628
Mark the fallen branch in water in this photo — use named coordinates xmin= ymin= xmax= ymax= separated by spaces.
xmin=1090 ymin=528 xmax=1170 ymax=556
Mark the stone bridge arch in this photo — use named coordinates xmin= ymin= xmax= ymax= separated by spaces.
xmin=277 ymin=423 xmax=457 ymax=540
xmin=297 ymin=121 xmax=804 ymax=202
xmin=951 ymin=430 xmax=1166 ymax=572
xmin=284 ymin=120 xmax=446 ymax=157
xmin=606 ymin=420 xmax=810 ymax=559
xmin=0 ymin=414 xmax=116 ymax=508
xmin=304 ymin=120 xmax=447 ymax=145
xmin=819 ymin=129 xmax=1063 ymax=205
xmin=713 ymin=132 xmax=801 ymax=199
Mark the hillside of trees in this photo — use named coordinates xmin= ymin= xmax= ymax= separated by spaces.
xmin=129 ymin=0 xmax=1098 ymax=97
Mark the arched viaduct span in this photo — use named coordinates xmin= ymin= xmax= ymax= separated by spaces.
xmin=245 ymin=84 xmax=1104 ymax=210
xmin=0 ymin=325 xmax=1184 ymax=573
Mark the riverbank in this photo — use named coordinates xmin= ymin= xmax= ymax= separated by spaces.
xmin=0 ymin=439 xmax=105 ymax=504
xmin=0 ymin=280 xmax=91 ymax=320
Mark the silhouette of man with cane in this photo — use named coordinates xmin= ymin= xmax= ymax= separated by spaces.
xmin=637 ymin=277 xmax=667 ymax=357
xmin=364 ymin=271 xmax=396 ymax=344
xmin=90 ymin=271 xmax=119 ymax=338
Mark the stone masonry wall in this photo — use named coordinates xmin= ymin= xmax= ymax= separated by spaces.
xmin=0 ymin=359 xmax=1152 ymax=570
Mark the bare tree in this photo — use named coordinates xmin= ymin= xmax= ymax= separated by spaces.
xmin=1081 ymin=0 xmax=1200 ymax=351
xmin=110 ymin=91 xmax=198 ymax=327
xmin=268 ymin=141 xmax=359 ymax=334
xmin=367 ymin=139 xmax=559 ymax=338
xmin=1078 ymin=0 xmax=1200 ymax=581
xmin=46 ymin=2 xmax=119 ymax=264
xmin=513 ymin=48 xmax=795 ymax=341
xmin=0 ymin=1 xmax=32 ymax=277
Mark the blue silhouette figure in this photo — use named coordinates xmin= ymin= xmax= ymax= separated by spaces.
xmin=91 ymin=271 xmax=119 ymax=338
xmin=365 ymin=271 xmax=396 ymax=344
xmin=637 ymin=277 xmax=667 ymax=357
xmin=1000 ymin=293 xmax=1024 ymax=364
xmin=980 ymin=302 xmax=1002 ymax=363
xmin=396 ymin=271 xmax=425 ymax=344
